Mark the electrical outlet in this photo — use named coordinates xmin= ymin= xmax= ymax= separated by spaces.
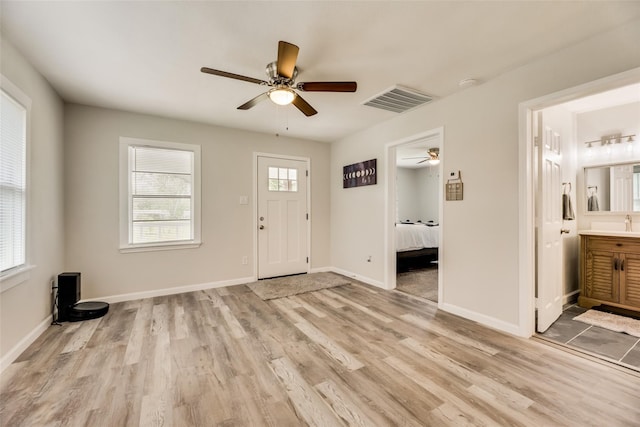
xmin=242 ymin=256 xmax=248 ymax=265
xmin=367 ymin=256 xmax=372 ymax=263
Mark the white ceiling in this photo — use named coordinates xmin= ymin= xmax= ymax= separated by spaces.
xmin=563 ymin=83 xmax=640 ymax=113
xmin=396 ymin=136 xmax=440 ymax=169
xmin=2 ymin=1 xmax=640 ymax=143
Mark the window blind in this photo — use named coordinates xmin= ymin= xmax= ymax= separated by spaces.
xmin=129 ymin=146 xmax=194 ymax=244
xmin=0 ymin=90 xmax=27 ymax=273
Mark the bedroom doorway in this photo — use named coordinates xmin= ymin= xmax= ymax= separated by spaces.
xmin=385 ymin=128 xmax=444 ymax=304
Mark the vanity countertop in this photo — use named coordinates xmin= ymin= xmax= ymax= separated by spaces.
xmin=578 ymin=229 xmax=640 ymax=238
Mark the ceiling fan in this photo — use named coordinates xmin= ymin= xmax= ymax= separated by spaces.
xmin=201 ymin=41 xmax=357 ymax=117
xmin=403 ymin=148 xmax=440 ymax=165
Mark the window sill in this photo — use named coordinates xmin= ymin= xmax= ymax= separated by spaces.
xmin=119 ymin=241 xmax=202 ymax=254
xmin=1 ymin=264 xmax=36 ymax=293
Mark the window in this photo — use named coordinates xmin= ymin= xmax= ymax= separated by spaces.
xmin=119 ymin=137 xmax=201 ymax=252
xmin=268 ymin=167 xmax=298 ymax=192
xmin=1 ymin=76 xmax=32 ymax=291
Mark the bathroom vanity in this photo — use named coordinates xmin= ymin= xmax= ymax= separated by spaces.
xmin=578 ymin=230 xmax=640 ymax=312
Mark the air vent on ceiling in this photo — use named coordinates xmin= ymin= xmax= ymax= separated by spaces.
xmin=362 ymin=85 xmax=434 ymax=113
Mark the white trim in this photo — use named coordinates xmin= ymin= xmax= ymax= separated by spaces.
xmin=518 ymin=67 xmax=640 ymax=338
xmin=118 ymin=136 xmax=201 ymax=252
xmin=81 ymin=276 xmax=256 ymax=305
xmin=329 ymin=267 xmax=386 ymax=289
xmin=563 ymin=289 xmax=581 ymax=306
xmin=439 ymin=301 xmax=524 ymax=337
xmin=1 ymin=75 xmax=32 ymax=290
xmin=383 ymin=128 xmax=444 ymax=292
xmin=253 ymin=152 xmax=311 ymax=280
xmin=1 ymin=315 xmax=50 ymax=373
xmin=0 ymin=264 xmax=35 ymax=293
xmin=119 ymin=241 xmax=201 ymax=253
xmin=309 ymin=266 xmax=333 ymax=274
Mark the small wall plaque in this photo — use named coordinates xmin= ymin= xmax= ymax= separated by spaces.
xmin=343 ymin=159 xmax=377 ymax=188
xmin=446 ymin=171 xmax=463 ymax=201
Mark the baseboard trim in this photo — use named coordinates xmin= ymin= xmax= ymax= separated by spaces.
xmin=1 ymin=316 xmax=51 ymax=373
xmin=328 ymin=267 xmax=387 ymax=289
xmin=563 ymin=289 xmax=580 ymax=306
xmin=81 ymin=276 xmax=257 ymax=304
xmin=439 ymin=301 xmax=526 ymax=337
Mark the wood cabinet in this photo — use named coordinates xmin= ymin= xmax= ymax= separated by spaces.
xmin=579 ymin=234 xmax=640 ymax=312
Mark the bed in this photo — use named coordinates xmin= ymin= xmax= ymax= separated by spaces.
xmin=395 ymin=223 xmax=439 ymax=272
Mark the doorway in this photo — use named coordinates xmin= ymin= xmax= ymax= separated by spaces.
xmin=385 ymin=128 xmax=444 ymax=303
xmin=255 ymin=154 xmax=310 ymax=279
xmin=521 ymin=68 xmax=640 ymax=368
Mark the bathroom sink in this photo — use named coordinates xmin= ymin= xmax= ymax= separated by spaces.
xmin=579 ymin=229 xmax=640 ymax=238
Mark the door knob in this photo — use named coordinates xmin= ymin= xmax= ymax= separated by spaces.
xmin=259 ymin=225 xmax=265 ymax=230
xmin=560 ymin=228 xmax=570 ymax=234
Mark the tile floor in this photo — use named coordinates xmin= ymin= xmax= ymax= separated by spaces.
xmin=538 ymin=304 xmax=640 ymax=370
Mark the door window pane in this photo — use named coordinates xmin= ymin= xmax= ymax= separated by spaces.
xmin=268 ymin=167 xmax=299 ymax=192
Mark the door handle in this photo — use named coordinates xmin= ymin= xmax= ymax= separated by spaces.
xmin=259 ymin=225 xmax=265 ymax=230
xmin=614 ymin=258 xmax=618 ymax=270
xmin=620 ymin=259 xmax=624 ymax=271
xmin=560 ymin=229 xmax=570 ymax=234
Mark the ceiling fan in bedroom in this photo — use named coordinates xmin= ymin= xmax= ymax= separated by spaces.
xmin=200 ymin=40 xmax=357 ymax=117
xmin=403 ymin=147 xmax=440 ymax=165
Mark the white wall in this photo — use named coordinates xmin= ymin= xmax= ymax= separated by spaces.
xmin=331 ymin=19 xmax=640 ymax=334
xmin=396 ymin=168 xmax=419 ymax=222
xmin=0 ymin=38 xmax=65 ymax=364
xmin=397 ymin=167 xmax=439 ymax=223
xmin=577 ymin=101 xmax=640 ymax=230
xmin=417 ymin=167 xmax=440 ymax=223
xmin=64 ymin=104 xmax=331 ymax=300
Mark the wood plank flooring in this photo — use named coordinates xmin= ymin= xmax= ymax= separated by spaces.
xmin=2 ymin=279 xmax=640 ymax=426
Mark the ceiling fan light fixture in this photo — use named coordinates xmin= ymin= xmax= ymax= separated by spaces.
xmin=268 ymin=87 xmax=296 ymax=106
xmin=427 ymin=158 xmax=440 ymax=166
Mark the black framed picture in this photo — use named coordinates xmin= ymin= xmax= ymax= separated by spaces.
xmin=343 ymin=159 xmax=377 ymax=188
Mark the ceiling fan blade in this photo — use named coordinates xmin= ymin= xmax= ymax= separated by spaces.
xmin=237 ymin=92 xmax=269 ymax=110
xmin=402 ymin=156 xmax=429 ymax=160
xmin=417 ymin=159 xmax=429 ymax=164
xmin=201 ymin=67 xmax=267 ymax=85
xmin=277 ymin=41 xmax=299 ymax=79
xmin=297 ymin=82 xmax=357 ymax=92
xmin=292 ymin=94 xmax=318 ymax=116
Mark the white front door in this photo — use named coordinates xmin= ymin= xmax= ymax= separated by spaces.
xmin=257 ymin=156 xmax=309 ymax=279
xmin=536 ymin=111 xmax=564 ymax=333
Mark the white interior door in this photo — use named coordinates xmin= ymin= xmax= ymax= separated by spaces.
xmin=536 ymin=111 xmax=564 ymax=333
xmin=257 ymin=156 xmax=309 ymax=279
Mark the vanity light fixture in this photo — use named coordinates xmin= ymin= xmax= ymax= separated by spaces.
xmin=627 ymin=135 xmax=635 ymax=153
xmin=585 ymin=141 xmax=594 ymax=157
xmin=583 ymin=133 xmax=636 ymax=151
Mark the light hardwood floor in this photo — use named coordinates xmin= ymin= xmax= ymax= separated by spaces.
xmin=2 ymin=279 xmax=640 ymax=426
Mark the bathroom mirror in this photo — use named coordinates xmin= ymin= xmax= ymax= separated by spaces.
xmin=584 ymin=163 xmax=640 ymax=212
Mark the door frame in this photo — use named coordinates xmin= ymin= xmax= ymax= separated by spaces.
xmin=253 ymin=152 xmax=311 ymax=280
xmin=518 ymin=67 xmax=640 ymax=337
xmin=384 ymin=127 xmax=444 ymax=301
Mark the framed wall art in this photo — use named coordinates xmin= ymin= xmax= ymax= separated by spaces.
xmin=343 ymin=159 xmax=376 ymax=188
